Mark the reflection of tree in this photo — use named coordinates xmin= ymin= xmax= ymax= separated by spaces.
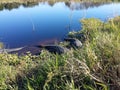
xmin=65 ymin=2 xmax=70 ymax=7
xmin=65 ymin=1 xmax=111 ymax=10
xmin=48 ymin=0 xmax=55 ymax=6
xmin=22 ymin=2 xmax=39 ymax=8
xmin=0 ymin=0 xmax=119 ymax=11
xmin=4 ymin=3 xmax=20 ymax=10
xmin=0 ymin=1 xmax=39 ymax=11
xmin=0 ymin=4 xmax=4 ymax=10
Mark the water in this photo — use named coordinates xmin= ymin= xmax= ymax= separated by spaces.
xmin=0 ymin=1 xmax=120 ymax=48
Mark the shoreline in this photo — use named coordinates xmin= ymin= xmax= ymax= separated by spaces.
xmin=0 ymin=16 xmax=120 ymax=89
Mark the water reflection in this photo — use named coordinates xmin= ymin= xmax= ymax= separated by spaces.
xmin=65 ymin=1 xmax=111 ymax=10
xmin=0 ymin=2 xmax=39 ymax=11
xmin=0 ymin=1 xmax=120 ymax=48
xmin=0 ymin=1 xmax=115 ymax=11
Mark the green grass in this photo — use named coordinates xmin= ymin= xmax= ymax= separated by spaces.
xmin=0 ymin=16 xmax=120 ymax=90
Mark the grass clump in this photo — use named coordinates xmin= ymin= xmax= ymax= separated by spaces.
xmin=0 ymin=16 xmax=120 ymax=90
xmin=68 ymin=16 xmax=120 ymax=89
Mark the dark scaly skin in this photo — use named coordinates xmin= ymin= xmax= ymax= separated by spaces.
xmin=36 ymin=45 xmax=68 ymax=54
xmin=64 ymin=38 xmax=82 ymax=48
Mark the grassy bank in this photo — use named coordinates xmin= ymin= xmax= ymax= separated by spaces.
xmin=0 ymin=16 xmax=120 ymax=90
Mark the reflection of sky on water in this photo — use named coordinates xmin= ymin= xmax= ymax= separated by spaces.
xmin=0 ymin=2 xmax=120 ymax=48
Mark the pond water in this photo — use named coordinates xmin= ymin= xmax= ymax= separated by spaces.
xmin=0 ymin=1 xmax=120 ymax=48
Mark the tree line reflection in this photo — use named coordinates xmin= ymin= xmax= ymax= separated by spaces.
xmin=0 ymin=0 xmax=119 ymax=11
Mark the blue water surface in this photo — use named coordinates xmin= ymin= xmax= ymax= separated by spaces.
xmin=0 ymin=2 xmax=120 ymax=48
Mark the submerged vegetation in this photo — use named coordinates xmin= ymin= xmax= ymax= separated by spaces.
xmin=0 ymin=16 xmax=120 ymax=90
